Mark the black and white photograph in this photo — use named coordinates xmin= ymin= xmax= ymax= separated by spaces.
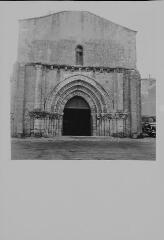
xmin=1 ymin=2 xmax=164 ymax=240
xmin=9 ymin=2 xmax=157 ymax=160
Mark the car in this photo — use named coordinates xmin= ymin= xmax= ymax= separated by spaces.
xmin=149 ymin=122 xmax=156 ymax=137
xmin=142 ymin=121 xmax=156 ymax=137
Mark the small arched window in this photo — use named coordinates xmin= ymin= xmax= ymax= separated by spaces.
xmin=76 ymin=45 xmax=83 ymax=65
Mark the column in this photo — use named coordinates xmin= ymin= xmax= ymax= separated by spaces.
xmin=110 ymin=118 xmax=113 ymax=136
xmin=96 ymin=114 xmax=100 ymax=136
xmin=129 ymin=70 xmax=141 ymax=137
xmin=104 ymin=117 xmax=107 ymax=136
xmin=57 ymin=115 xmax=63 ymax=136
xmin=34 ymin=64 xmax=42 ymax=109
xmin=137 ymin=75 xmax=142 ymax=134
xmin=123 ymin=71 xmax=131 ymax=136
xmin=91 ymin=113 xmax=97 ymax=136
xmin=108 ymin=119 xmax=111 ymax=136
xmin=113 ymin=73 xmax=118 ymax=111
xmin=113 ymin=118 xmax=117 ymax=135
xmin=117 ymin=118 xmax=124 ymax=135
xmin=104 ymin=117 xmax=109 ymax=136
xmin=117 ymin=73 xmax=123 ymax=111
xmin=34 ymin=64 xmax=42 ymax=134
xmin=101 ymin=115 xmax=105 ymax=136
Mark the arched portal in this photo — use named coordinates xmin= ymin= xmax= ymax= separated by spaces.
xmin=45 ymin=74 xmax=113 ymax=136
xmin=62 ymin=96 xmax=91 ymax=136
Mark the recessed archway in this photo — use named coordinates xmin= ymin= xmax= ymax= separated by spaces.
xmin=62 ymin=96 xmax=91 ymax=136
xmin=45 ymin=74 xmax=113 ymax=136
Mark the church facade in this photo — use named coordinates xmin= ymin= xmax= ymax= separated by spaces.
xmin=11 ymin=11 xmax=141 ymax=138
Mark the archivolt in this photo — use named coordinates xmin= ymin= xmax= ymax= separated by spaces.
xmin=45 ymin=74 xmax=112 ymax=114
xmin=55 ymin=90 xmax=98 ymax=114
xmin=51 ymin=85 xmax=103 ymax=113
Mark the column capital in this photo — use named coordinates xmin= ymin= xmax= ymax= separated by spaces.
xmin=35 ymin=64 xmax=42 ymax=70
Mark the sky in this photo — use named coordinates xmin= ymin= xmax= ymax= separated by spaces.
xmin=0 ymin=1 xmax=163 ymax=80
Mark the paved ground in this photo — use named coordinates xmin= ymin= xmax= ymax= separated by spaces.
xmin=11 ymin=136 xmax=156 ymax=160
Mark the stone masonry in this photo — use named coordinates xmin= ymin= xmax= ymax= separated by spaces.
xmin=11 ymin=11 xmax=141 ymax=138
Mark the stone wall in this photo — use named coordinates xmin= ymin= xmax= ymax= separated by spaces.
xmin=17 ymin=11 xmax=136 ymax=68
xmin=11 ymin=63 xmax=141 ymax=137
xmin=11 ymin=11 xmax=141 ymax=138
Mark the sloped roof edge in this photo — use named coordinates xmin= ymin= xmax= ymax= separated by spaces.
xmin=19 ymin=10 xmax=137 ymax=33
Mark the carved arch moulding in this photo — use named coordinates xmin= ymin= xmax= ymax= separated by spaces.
xmin=45 ymin=74 xmax=113 ymax=115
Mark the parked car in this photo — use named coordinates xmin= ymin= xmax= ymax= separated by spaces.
xmin=149 ymin=122 xmax=156 ymax=137
xmin=142 ymin=121 xmax=156 ymax=137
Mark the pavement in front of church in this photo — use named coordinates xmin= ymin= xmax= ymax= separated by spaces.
xmin=11 ymin=137 xmax=156 ymax=160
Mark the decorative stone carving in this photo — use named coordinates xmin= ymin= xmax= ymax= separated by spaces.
xmin=46 ymin=74 xmax=113 ymax=114
xmin=20 ymin=63 xmax=139 ymax=138
xmin=96 ymin=112 xmax=128 ymax=120
xmin=115 ymin=112 xmax=127 ymax=119
xmin=29 ymin=109 xmax=63 ymax=120
xmin=27 ymin=63 xmax=132 ymax=75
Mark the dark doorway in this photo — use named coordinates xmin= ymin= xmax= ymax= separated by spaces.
xmin=62 ymin=97 xmax=91 ymax=136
